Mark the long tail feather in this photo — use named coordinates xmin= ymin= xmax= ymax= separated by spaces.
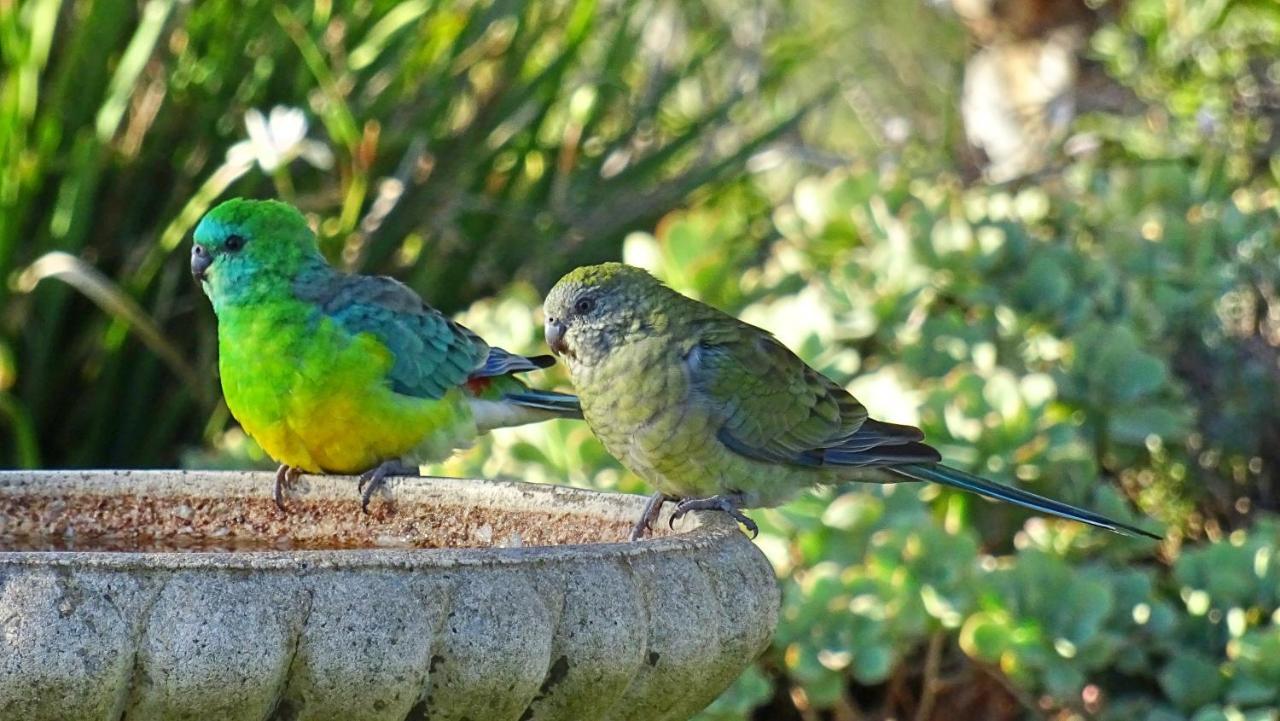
xmin=501 ymin=389 xmax=583 ymax=419
xmin=473 ymin=348 xmax=556 ymax=378
xmin=887 ymin=463 xmax=1161 ymax=539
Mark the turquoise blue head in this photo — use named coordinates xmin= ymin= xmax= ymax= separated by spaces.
xmin=192 ymin=199 xmax=326 ymax=308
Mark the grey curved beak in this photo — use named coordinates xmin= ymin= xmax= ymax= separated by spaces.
xmin=191 ymin=244 xmax=212 ymax=282
xmin=545 ymin=318 xmax=567 ymax=355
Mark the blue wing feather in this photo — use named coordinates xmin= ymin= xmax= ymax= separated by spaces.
xmin=472 ymin=348 xmax=556 ymax=379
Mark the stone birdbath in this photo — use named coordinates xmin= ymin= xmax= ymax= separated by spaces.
xmin=0 ymin=470 xmax=778 ymax=721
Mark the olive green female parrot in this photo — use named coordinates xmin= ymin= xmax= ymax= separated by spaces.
xmin=193 ymin=198 xmax=581 ymax=511
xmin=543 ymin=262 xmax=1159 ymax=541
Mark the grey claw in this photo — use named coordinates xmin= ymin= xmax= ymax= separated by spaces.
xmin=273 ymin=465 xmax=299 ymax=513
xmin=667 ymin=494 xmax=757 ymax=537
xmin=668 ymin=504 xmax=694 ymax=530
xmin=358 ymin=462 xmax=416 ymax=514
xmin=630 ymin=492 xmax=669 ymax=542
xmin=359 ymin=472 xmax=380 ymax=514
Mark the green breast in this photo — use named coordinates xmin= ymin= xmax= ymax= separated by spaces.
xmin=572 ymin=334 xmax=821 ymax=505
xmin=215 ymin=298 xmax=473 ymax=473
xmin=216 ymin=299 xmax=313 ymax=434
xmin=573 ymin=336 xmax=722 ymax=498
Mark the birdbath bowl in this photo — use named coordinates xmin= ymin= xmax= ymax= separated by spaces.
xmin=0 ymin=470 xmax=778 ymax=721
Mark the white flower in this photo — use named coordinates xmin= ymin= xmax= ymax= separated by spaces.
xmin=225 ymin=106 xmax=333 ymax=173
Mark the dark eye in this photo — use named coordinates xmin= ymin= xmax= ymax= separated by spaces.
xmin=224 ymin=234 xmax=246 ymax=252
xmin=574 ymin=296 xmax=595 ymax=315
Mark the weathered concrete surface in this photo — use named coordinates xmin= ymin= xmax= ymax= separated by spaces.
xmin=0 ymin=471 xmax=778 ymax=721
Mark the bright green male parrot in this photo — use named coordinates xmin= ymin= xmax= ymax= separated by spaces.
xmin=543 ymin=263 xmax=1160 ymax=541
xmin=192 ymin=198 xmax=580 ymax=510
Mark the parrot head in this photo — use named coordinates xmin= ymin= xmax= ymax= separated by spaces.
xmin=192 ymin=198 xmax=326 ymax=308
xmin=543 ymin=262 xmax=668 ymax=367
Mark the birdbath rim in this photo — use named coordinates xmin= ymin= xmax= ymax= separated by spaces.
xmin=0 ymin=469 xmax=744 ymax=569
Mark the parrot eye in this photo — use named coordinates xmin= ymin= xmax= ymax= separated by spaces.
xmin=573 ymin=296 xmax=595 ymax=315
xmin=224 ymin=234 xmax=246 ymax=252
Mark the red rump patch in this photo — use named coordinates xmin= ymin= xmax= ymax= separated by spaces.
xmin=465 ymin=377 xmax=492 ymax=395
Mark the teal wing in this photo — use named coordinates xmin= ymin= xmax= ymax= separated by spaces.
xmin=686 ymin=322 xmax=939 ymax=467
xmin=295 ymin=272 xmax=488 ymax=400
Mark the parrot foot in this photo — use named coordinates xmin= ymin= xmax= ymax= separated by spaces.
xmin=630 ymin=492 xmax=675 ymax=542
xmin=273 ymin=465 xmax=301 ymax=513
xmin=357 ymin=461 xmax=418 ymax=513
xmin=669 ymin=494 xmax=758 ymax=538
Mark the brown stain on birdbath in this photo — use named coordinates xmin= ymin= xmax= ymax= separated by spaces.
xmin=0 ymin=470 xmax=663 ymax=552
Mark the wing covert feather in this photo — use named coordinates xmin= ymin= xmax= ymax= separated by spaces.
xmin=295 ymin=273 xmax=488 ymax=400
xmin=686 ymin=323 xmax=869 ymax=462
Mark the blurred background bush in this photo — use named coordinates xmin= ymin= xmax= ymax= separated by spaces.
xmin=3 ymin=0 xmax=1279 ymax=718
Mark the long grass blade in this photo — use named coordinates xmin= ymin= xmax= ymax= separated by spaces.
xmin=95 ymin=0 xmax=175 ymax=142
xmin=16 ymin=252 xmax=209 ymax=403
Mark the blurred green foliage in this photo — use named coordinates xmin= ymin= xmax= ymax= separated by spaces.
xmin=0 ymin=0 xmax=812 ymax=468
xmin=4 ymin=0 xmax=1280 ymax=719
xmin=437 ymin=1 xmax=1280 ymax=717
xmin=448 ymin=157 xmax=1280 ymax=720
